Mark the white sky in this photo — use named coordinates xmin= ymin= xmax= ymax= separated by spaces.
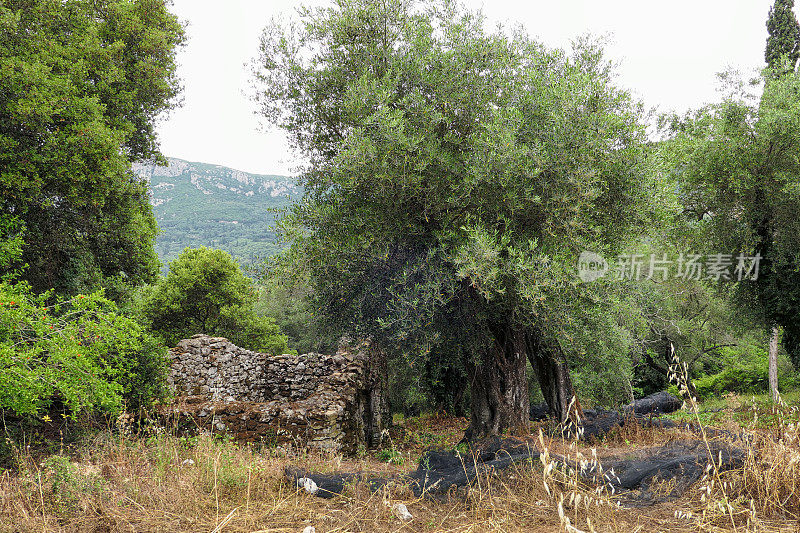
xmin=156 ymin=0 xmax=777 ymax=176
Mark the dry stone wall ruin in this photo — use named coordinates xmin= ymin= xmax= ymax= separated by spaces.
xmin=166 ymin=334 xmax=389 ymax=453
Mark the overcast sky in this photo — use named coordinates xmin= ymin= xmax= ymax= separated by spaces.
xmin=156 ymin=0 xmax=778 ymax=176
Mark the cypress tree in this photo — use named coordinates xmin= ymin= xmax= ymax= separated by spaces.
xmin=766 ymin=0 xmax=800 ymax=71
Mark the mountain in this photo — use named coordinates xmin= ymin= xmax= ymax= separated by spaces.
xmin=132 ymin=157 xmax=301 ymax=270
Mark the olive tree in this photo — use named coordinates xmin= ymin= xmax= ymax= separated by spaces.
xmin=255 ymin=0 xmax=650 ymax=437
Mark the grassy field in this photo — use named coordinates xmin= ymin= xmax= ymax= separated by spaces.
xmin=1 ymin=395 xmax=799 ymax=532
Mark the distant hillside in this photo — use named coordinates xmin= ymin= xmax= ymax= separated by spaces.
xmin=132 ymin=158 xmax=301 ymax=270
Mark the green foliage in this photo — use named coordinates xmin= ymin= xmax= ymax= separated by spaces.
xmin=141 ymin=247 xmax=289 ymax=353
xmin=0 ymin=215 xmax=23 ymax=272
xmin=783 ymin=328 xmax=800 ymax=368
xmin=255 ymin=0 xmax=652 ymax=409
xmin=0 ymin=0 xmax=185 ymax=298
xmin=694 ymin=365 xmax=764 ymax=400
xmin=692 ymin=346 xmax=799 ymax=400
xmin=0 ymin=280 xmax=169 ymax=416
xmin=375 ymin=447 xmax=405 ymax=465
xmin=628 ymin=273 xmax=748 ymax=396
xmin=766 ymin=0 xmax=800 ymax=71
xmin=385 ymin=351 xmax=471 ymax=416
xmin=551 ymin=278 xmax=646 ymax=407
xmin=255 ymin=269 xmax=335 ymax=355
xmin=662 ymin=69 xmax=800 ymax=371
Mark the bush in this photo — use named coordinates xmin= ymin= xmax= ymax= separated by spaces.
xmin=693 ymin=352 xmax=799 ymax=400
xmin=140 ymin=247 xmax=289 ymax=353
xmin=39 ymin=455 xmax=104 ymax=515
xmin=0 ymin=281 xmax=169 ymax=416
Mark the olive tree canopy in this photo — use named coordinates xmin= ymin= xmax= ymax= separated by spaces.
xmin=255 ymin=0 xmax=651 ymax=438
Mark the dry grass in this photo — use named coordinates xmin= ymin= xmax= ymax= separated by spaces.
xmin=0 ymin=429 xmax=676 ymax=532
xmin=697 ymin=400 xmax=800 ymax=531
xmin=1 ymin=400 xmax=799 ymax=532
xmin=663 ymin=347 xmax=800 ymax=532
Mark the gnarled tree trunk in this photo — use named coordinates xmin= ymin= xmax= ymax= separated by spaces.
xmin=466 ymin=325 xmax=530 ymax=441
xmin=526 ymin=329 xmax=582 ymax=424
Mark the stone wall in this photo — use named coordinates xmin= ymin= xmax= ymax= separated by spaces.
xmin=165 ymin=334 xmax=389 ymax=454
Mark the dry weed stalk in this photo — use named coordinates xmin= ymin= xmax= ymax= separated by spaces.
xmin=734 ymin=397 xmax=800 ymax=523
xmin=667 ymin=343 xmax=740 ymax=531
xmin=537 ymin=397 xmax=622 ymax=533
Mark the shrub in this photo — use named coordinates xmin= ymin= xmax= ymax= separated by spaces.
xmin=0 ymin=280 xmax=169 ymax=416
xmin=140 ymin=247 xmax=290 ymax=353
xmin=693 ymin=352 xmax=799 ymax=400
xmin=39 ymin=455 xmax=104 ymax=515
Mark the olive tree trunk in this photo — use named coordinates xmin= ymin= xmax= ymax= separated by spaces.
xmin=364 ymin=341 xmax=391 ymax=447
xmin=526 ymin=330 xmax=582 ymax=424
xmin=466 ymin=325 xmax=530 ymax=441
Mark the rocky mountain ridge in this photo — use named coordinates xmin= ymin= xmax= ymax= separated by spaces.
xmin=132 ymin=158 xmax=301 ymax=269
